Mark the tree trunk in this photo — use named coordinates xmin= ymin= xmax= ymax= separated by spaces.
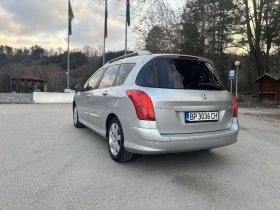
xmin=244 ymin=0 xmax=263 ymax=77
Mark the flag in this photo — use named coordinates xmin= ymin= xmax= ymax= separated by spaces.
xmin=126 ymin=0 xmax=130 ymax=26
xmin=68 ymin=0 xmax=74 ymax=35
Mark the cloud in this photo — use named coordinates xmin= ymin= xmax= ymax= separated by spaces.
xmin=0 ymin=0 xmax=138 ymax=51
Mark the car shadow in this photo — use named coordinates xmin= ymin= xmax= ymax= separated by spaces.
xmin=82 ymin=126 xmax=232 ymax=173
xmin=132 ymin=150 xmax=230 ymax=169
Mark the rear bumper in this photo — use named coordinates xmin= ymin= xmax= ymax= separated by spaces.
xmin=122 ymin=122 xmax=238 ymax=154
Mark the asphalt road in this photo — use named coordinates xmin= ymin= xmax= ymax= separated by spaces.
xmin=0 ymin=104 xmax=280 ymax=210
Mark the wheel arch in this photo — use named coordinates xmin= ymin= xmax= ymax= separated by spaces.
xmin=105 ymin=113 xmax=118 ymax=138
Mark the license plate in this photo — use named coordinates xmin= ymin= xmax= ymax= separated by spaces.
xmin=186 ymin=112 xmax=219 ymax=122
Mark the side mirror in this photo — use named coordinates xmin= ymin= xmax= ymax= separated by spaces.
xmin=75 ymin=84 xmax=85 ymax=93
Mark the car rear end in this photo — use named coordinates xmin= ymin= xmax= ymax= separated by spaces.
xmin=121 ymin=54 xmax=238 ymax=154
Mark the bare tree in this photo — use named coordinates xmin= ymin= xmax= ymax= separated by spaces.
xmin=92 ymin=47 xmax=99 ymax=57
xmin=83 ymin=45 xmax=91 ymax=57
xmin=57 ymin=47 xmax=64 ymax=55
xmin=43 ymin=49 xmax=49 ymax=57
xmin=49 ymin=48 xmax=54 ymax=56
xmin=235 ymin=0 xmax=280 ymax=76
xmin=98 ymin=45 xmax=103 ymax=57
xmin=134 ymin=0 xmax=182 ymax=53
xmin=42 ymin=64 xmax=65 ymax=91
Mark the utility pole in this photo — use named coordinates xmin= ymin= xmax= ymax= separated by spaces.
xmin=235 ymin=61 xmax=240 ymax=99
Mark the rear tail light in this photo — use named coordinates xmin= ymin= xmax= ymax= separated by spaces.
xmin=126 ymin=90 xmax=155 ymax=121
xmin=232 ymin=96 xmax=238 ymax=117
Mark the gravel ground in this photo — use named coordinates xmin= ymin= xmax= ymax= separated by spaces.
xmin=0 ymin=104 xmax=280 ymax=210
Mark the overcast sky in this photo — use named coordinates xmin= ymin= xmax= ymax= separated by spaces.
xmin=0 ymin=0 xmax=139 ymax=51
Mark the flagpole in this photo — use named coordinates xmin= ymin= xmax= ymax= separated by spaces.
xmin=103 ymin=3 xmax=105 ymax=66
xmin=125 ymin=20 xmax=127 ymax=57
xmin=103 ymin=0 xmax=107 ymax=65
xmin=125 ymin=0 xmax=127 ymax=57
xmin=67 ymin=0 xmax=70 ymax=89
xmin=103 ymin=36 xmax=105 ymax=65
xmin=103 ymin=8 xmax=105 ymax=66
xmin=125 ymin=0 xmax=129 ymax=57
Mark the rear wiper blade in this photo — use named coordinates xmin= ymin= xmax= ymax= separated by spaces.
xmin=198 ymin=83 xmax=223 ymax=90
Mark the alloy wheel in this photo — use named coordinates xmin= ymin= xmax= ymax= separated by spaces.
xmin=109 ymin=123 xmax=121 ymax=156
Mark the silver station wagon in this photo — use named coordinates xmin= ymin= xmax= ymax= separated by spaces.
xmin=73 ymin=51 xmax=239 ymax=162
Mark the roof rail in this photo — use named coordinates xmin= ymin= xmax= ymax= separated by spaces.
xmin=106 ymin=51 xmax=152 ymax=64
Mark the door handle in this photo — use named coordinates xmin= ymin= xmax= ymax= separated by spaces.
xmin=86 ymin=95 xmax=90 ymax=98
xmin=102 ymin=92 xmax=108 ymax=96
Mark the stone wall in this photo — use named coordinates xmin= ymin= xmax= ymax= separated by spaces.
xmin=33 ymin=92 xmax=74 ymax=103
xmin=0 ymin=93 xmax=34 ymax=104
xmin=0 ymin=92 xmax=75 ymax=104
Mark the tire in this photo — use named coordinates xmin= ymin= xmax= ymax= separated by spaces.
xmin=107 ymin=117 xmax=134 ymax=163
xmin=73 ymin=105 xmax=84 ymax=128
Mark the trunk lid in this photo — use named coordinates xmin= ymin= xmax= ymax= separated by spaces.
xmin=140 ymin=88 xmax=233 ymax=134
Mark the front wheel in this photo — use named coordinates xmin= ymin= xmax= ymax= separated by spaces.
xmin=73 ymin=106 xmax=84 ymax=128
xmin=107 ymin=117 xmax=134 ymax=163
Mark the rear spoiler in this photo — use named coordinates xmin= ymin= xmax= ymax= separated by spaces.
xmin=145 ymin=54 xmax=215 ymax=67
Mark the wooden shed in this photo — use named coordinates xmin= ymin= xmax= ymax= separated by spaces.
xmin=11 ymin=76 xmax=46 ymax=93
xmin=255 ymin=73 xmax=280 ymax=104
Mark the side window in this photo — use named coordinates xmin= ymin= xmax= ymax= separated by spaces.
xmin=98 ymin=65 xmax=120 ymax=89
xmin=135 ymin=61 xmax=155 ymax=87
xmin=116 ymin=63 xmax=136 ymax=86
xmin=85 ymin=69 xmax=104 ymax=91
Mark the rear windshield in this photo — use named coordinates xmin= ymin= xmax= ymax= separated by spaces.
xmin=136 ymin=58 xmax=225 ymax=90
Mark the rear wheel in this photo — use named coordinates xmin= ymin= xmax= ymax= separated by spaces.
xmin=73 ymin=106 xmax=84 ymax=128
xmin=107 ymin=117 xmax=134 ymax=163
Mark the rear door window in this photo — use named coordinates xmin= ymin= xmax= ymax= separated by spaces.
xmin=136 ymin=58 xmax=224 ymax=90
xmin=116 ymin=63 xmax=136 ymax=86
xmin=98 ymin=65 xmax=120 ymax=89
xmin=85 ymin=69 xmax=104 ymax=90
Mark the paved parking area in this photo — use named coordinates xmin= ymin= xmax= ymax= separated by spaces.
xmin=0 ymin=104 xmax=280 ymax=210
